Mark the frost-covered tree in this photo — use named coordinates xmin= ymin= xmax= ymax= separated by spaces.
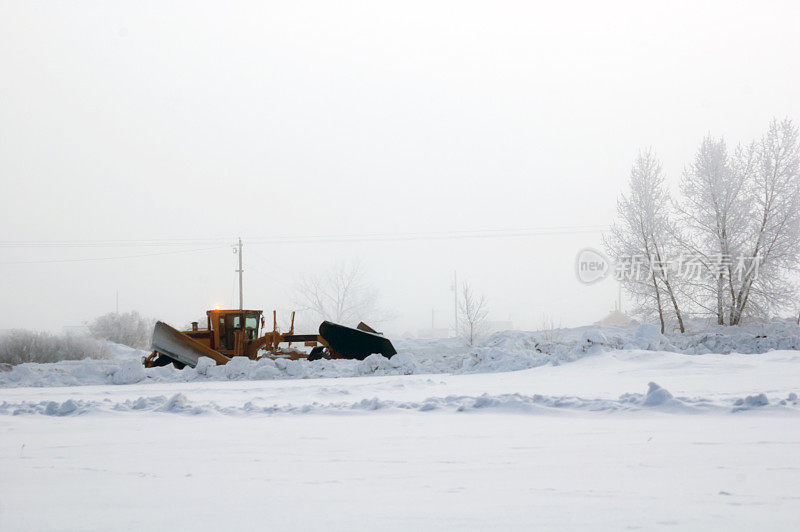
xmin=675 ymin=119 xmax=800 ymax=324
xmin=88 ymin=311 xmax=155 ymax=349
xmin=609 ymin=118 xmax=799 ymax=328
xmin=729 ymin=118 xmax=800 ymax=323
xmin=0 ymin=330 xmax=109 ymax=365
xmin=675 ymin=135 xmax=752 ymax=324
xmin=604 ymin=149 xmax=685 ymax=333
xmin=457 ymin=282 xmax=488 ymax=346
xmin=294 ymin=260 xmax=391 ymax=326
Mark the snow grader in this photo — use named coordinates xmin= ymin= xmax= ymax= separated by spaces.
xmin=143 ymin=309 xmax=396 ymax=369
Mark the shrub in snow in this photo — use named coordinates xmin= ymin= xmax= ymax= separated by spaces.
xmin=88 ymin=311 xmax=155 ymax=350
xmin=0 ymin=329 xmax=109 ymax=365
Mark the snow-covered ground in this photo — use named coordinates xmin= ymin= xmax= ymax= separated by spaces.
xmin=1 ymin=322 xmax=799 ymax=530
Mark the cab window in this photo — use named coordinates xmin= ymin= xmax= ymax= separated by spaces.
xmin=245 ymin=315 xmax=259 ymax=339
xmin=218 ymin=313 xmax=243 ymax=350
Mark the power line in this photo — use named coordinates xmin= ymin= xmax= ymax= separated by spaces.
xmin=246 ymin=225 xmax=609 ymax=245
xmin=0 ymin=238 xmax=230 ymax=248
xmin=0 ymin=245 xmax=228 ymax=265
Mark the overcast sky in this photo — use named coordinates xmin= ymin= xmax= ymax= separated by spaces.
xmin=1 ymin=0 xmax=799 ymax=334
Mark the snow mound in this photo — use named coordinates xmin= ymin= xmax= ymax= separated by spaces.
xmin=634 ymin=325 xmax=674 ymax=351
xmin=617 ymin=382 xmax=688 ymax=410
xmin=388 ymin=352 xmax=417 ymax=374
xmin=42 ymin=399 xmax=80 ymax=416
xmin=157 ymin=393 xmax=192 ymax=413
xmin=194 ymin=357 xmax=216 ymax=375
xmin=642 ymin=382 xmax=677 ymax=406
xmin=111 ymin=359 xmax=146 ymax=385
xmin=733 ymin=393 xmax=769 ymax=411
xmin=581 ymin=329 xmax=609 ymax=347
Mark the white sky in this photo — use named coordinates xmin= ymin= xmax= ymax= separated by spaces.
xmin=1 ymin=0 xmax=799 ymax=333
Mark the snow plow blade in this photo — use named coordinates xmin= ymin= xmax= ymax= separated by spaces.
xmin=318 ymin=321 xmax=397 ymax=360
xmin=151 ymin=321 xmax=230 ymax=368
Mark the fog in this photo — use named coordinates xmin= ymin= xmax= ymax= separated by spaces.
xmin=1 ymin=0 xmax=798 ymax=334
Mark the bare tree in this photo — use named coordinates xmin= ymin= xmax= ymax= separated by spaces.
xmin=604 ymin=149 xmax=685 ymax=333
xmin=457 ymin=282 xmax=488 ymax=346
xmin=294 ymin=261 xmax=391 ymax=326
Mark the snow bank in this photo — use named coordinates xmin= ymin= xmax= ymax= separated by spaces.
xmin=3 ymin=381 xmax=796 ymax=417
xmin=1 ymin=320 xmax=797 ymax=389
xmin=668 ymin=318 xmax=800 ymax=354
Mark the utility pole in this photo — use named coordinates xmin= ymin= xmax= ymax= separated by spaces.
xmin=236 ymin=237 xmax=243 ymax=310
xmin=115 ymin=290 xmax=119 ymax=314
